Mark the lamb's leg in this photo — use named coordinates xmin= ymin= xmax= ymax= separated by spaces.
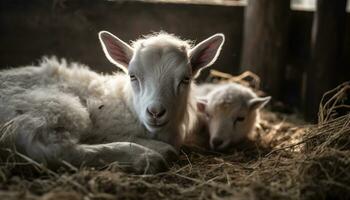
xmin=62 ymin=142 xmax=169 ymax=174
xmin=0 ymin=114 xmax=168 ymax=174
xmin=132 ymin=137 xmax=179 ymax=164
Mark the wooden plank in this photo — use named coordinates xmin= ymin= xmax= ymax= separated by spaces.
xmin=305 ymin=0 xmax=348 ymax=121
xmin=241 ymin=0 xmax=291 ymax=99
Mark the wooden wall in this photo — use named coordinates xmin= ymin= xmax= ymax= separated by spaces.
xmin=0 ymin=0 xmax=349 ymax=121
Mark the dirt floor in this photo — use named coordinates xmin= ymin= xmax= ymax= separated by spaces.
xmin=0 ymin=79 xmax=349 ymax=200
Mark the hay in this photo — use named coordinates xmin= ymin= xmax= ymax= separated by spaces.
xmin=0 ymin=76 xmax=349 ymax=200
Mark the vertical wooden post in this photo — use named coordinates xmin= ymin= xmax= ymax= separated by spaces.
xmin=241 ymin=0 xmax=291 ymax=99
xmin=305 ymin=0 xmax=347 ymax=121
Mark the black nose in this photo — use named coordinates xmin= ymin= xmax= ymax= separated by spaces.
xmin=212 ymin=137 xmax=224 ymax=149
xmin=147 ymin=104 xmax=166 ymax=119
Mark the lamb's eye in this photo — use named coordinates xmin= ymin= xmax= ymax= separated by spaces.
xmin=180 ymin=77 xmax=191 ymax=84
xmin=236 ymin=117 xmax=245 ymax=122
xmin=129 ymin=74 xmax=137 ymax=81
xmin=205 ymin=113 xmax=211 ymax=119
xmin=233 ymin=117 xmax=245 ymax=126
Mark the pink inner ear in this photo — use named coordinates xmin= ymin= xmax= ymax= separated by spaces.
xmin=103 ymin=34 xmax=130 ymax=66
xmin=192 ymin=39 xmax=221 ymax=68
xmin=196 ymin=102 xmax=206 ymax=113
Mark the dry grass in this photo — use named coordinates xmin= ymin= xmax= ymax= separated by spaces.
xmin=0 ymin=75 xmax=349 ymax=200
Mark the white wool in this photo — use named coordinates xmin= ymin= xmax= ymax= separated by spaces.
xmin=0 ymin=31 xmax=225 ymax=173
xmin=0 ymin=57 xmax=145 ymax=160
xmin=0 ymin=56 xmax=196 ymax=165
xmin=131 ymin=32 xmax=193 ymax=51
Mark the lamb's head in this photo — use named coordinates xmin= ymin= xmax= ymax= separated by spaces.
xmin=99 ymin=31 xmax=224 ymax=146
xmin=196 ymin=84 xmax=270 ymax=151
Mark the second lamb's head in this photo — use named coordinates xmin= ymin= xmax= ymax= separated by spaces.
xmin=197 ymin=83 xmax=270 ymax=151
xmin=99 ymin=31 xmax=224 ymax=146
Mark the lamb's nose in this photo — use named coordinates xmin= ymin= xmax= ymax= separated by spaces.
xmin=147 ymin=103 xmax=166 ymax=119
xmin=211 ymin=137 xmax=224 ymax=150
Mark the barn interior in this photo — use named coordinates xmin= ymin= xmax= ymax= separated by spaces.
xmin=0 ymin=0 xmax=349 ymax=199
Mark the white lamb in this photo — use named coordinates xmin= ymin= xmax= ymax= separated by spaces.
xmin=186 ymin=83 xmax=271 ymax=151
xmin=0 ymin=31 xmax=225 ymax=173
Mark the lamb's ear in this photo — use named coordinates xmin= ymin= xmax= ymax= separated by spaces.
xmin=99 ymin=31 xmax=134 ymax=73
xmin=196 ymin=98 xmax=208 ymax=113
xmin=189 ymin=33 xmax=225 ymax=78
xmin=248 ymin=96 xmax=271 ymax=110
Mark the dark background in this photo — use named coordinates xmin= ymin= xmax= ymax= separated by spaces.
xmin=0 ymin=0 xmax=349 ymax=120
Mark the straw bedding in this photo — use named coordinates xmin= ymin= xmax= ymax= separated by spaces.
xmin=0 ymin=73 xmax=349 ymax=200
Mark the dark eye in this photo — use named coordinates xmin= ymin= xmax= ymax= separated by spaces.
xmin=205 ymin=113 xmax=211 ymax=119
xmin=233 ymin=117 xmax=245 ymax=126
xmin=180 ymin=77 xmax=191 ymax=85
xmin=236 ymin=117 xmax=245 ymax=122
xmin=129 ymin=74 xmax=137 ymax=81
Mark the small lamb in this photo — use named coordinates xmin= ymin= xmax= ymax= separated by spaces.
xmin=186 ymin=83 xmax=271 ymax=151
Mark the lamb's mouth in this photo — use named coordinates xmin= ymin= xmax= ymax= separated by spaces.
xmin=146 ymin=121 xmax=169 ymax=129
